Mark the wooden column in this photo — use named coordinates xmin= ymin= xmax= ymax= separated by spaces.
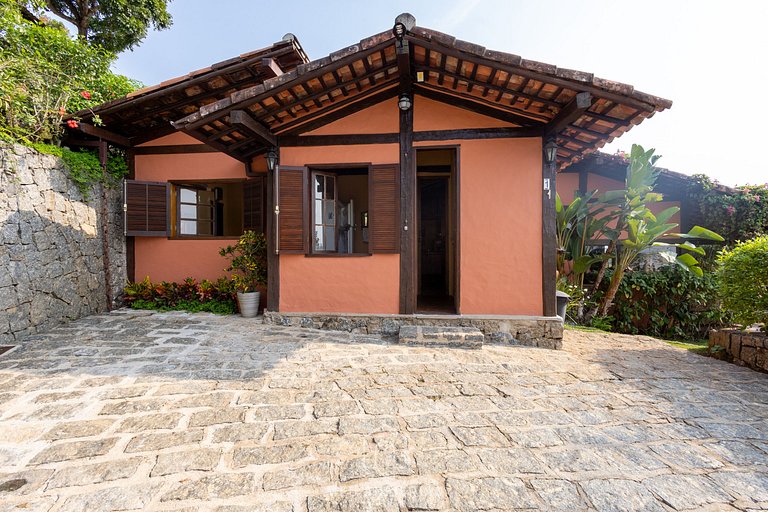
xmin=397 ymin=35 xmax=416 ymax=314
xmin=399 ymin=98 xmax=416 ymax=314
xmin=266 ymin=159 xmax=280 ymax=312
xmin=125 ymin=149 xmax=136 ymax=282
xmin=542 ymin=141 xmax=557 ymax=317
xmin=578 ymin=168 xmax=588 ymax=197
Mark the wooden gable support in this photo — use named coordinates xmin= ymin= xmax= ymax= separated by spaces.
xmin=73 ymin=122 xmax=131 ymax=147
xmin=261 ymin=57 xmax=284 ymax=77
xmin=230 ymin=109 xmax=277 ymax=147
xmin=543 ymin=92 xmax=593 ymax=138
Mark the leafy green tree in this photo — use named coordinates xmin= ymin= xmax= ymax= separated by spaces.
xmin=41 ymin=0 xmax=172 ymax=54
xmin=0 ymin=0 xmax=140 ymax=142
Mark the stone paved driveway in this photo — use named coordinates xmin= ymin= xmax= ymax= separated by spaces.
xmin=0 ymin=310 xmax=767 ymax=512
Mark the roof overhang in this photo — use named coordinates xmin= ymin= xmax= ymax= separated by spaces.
xmin=74 ymin=16 xmax=672 ymax=166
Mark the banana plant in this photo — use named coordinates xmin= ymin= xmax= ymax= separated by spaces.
xmin=596 ymin=202 xmax=724 ymax=316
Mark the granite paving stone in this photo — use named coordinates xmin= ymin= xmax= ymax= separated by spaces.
xmin=0 ymin=310 xmax=766 ymax=511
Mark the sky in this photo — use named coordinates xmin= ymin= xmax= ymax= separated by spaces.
xmin=108 ymin=0 xmax=768 ymax=187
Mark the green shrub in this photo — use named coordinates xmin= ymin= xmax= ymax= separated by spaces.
xmin=123 ymin=277 xmax=237 ymax=315
xmin=608 ymin=265 xmax=729 ymax=341
xmin=716 ymin=236 xmax=768 ymax=329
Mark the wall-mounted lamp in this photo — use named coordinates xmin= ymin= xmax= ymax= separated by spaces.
xmin=265 ymin=147 xmax=279 ymax=172
xmin=361 ymin=211 xmax=369 ymax=228
xmin=544 ymin=140 xmax=558 ymax=165
xmin=398 ymin=94 xmax=412 ymax=111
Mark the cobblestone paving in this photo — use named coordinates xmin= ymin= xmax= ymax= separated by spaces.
xmin=0 ymin=309 xmax=767 ymax=511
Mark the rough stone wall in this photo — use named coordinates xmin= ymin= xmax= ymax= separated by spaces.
xmin=0 ymin=144 xmax=126 ymax=343
xmin=709 ymin=329 xmax=768 ymax=372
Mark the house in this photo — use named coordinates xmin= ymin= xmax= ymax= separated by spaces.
xmin=67 ymin=14 xmax=671 ymax=345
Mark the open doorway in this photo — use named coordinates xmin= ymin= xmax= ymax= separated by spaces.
xmin=416 ymin=148 xmax=458 ymax=314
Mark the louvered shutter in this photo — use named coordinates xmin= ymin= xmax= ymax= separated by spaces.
xmin=124 ymin=180 xmax=169 ymax=236
xmin=369 ymin=164 xmax=400 ymax=253
xmin=278 ymin=167 xmax=307 ymax=253
xmin=243 ymin=176 xmax=265 ymax=234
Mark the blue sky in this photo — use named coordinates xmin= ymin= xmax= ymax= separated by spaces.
xmin=110 ymin=0 xmax=767 ymax=186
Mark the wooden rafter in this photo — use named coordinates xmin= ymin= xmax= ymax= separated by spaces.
xmin=229 ymin=110 xmax=277 ymax=147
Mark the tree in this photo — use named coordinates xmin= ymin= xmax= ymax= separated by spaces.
xmin=593 ymin=145 xmax=723 ymax=316
xmin=42 ymin=0 xmax=172 ymax=54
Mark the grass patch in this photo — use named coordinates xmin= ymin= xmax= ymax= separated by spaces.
xmin=662 ymin=338 xmax=710 ymax=354
xmin=564 ymin=324 xmax=611 ymax=334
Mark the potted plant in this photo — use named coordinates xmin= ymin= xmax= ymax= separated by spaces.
xmin=219 ymin=231 xmax=267 ymax=318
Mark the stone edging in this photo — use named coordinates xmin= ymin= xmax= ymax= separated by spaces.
xmin=709 ymin=329 xmax=768 ymax=372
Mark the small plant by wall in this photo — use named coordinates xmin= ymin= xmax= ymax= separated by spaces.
xmin=28 ymin=143 xmax=128 ymax=198
xmin=123 ymin=277 xmax=238 ymax=315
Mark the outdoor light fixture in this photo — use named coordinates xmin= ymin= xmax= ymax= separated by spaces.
xmin=265 ymin=147 xmax=279 ymax=172
xmin=398 ymin=94 xmax=412 ymax=111
xmin=392 ymin=22 xmax=406 ymax=39
xmin=544 ymin=140 xmax=558 ymax=165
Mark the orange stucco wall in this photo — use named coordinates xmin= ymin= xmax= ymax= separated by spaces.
xmin=279 ymin=96 xmax=542 ymax=315
xmin=279 ymin=143 xmax=401 ymax=313
xmin=441 ymin=138 xmax=543 ymax=316
xmin=557 ymin=173 xmax=579 ymax=204
xmin=132 ymin=96 xmax=545 ymax=316
xmin=133 ymin=133 xmax=248 ymax=282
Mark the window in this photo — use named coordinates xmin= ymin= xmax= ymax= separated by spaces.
xmin=178 ymin=186 xmax=218 ymax=236
xmin=170 ymin=179 xmax=265 ymax=238
xmin=310 ymin=169 xmax=368 ymax=255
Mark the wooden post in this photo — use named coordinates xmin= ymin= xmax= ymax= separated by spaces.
xmin=98 ymin=140 xmax=114 ymax=311
xmin=397 ymin=35 xmax=416 ymax=314
xmin=542 ymin=140 xmax=557 ymax=317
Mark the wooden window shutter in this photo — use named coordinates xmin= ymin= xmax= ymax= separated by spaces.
xmin=124 ymin=180 xmax=169 ymax=236
xmin=278 ymin=167 xmax=307 ymax=253
xmin=369 ymin=164 xmax=400 ymax=253
xmin=243 ymin=176 xmax=265 ymax=234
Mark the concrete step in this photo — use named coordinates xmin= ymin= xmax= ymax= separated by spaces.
xmin=398 ymin=325 xmax=483 ymax=348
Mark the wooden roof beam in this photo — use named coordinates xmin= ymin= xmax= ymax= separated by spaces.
xmin=229 ymin=109 xmax=277 ymax=147
xmin=72 ymin=122 xmax=131 ymax=147
xmin=543 ymin=92 xmax=593 ymax=138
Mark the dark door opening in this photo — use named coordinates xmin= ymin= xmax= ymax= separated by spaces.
xmin=416 ymin=148 xmax=457 ymax=314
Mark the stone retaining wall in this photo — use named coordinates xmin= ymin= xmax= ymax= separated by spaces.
xmin=264 ymin=311 xmax=564 ymax=349
xmin=1 ymin=144 xmax=125 ymax=343
xmin=709 ymin=329 xmax=768 ymax=372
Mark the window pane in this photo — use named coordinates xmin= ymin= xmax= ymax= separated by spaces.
xmin=180 ymin=188 xmax=196 ymax=203
xmin=198 ymin=189 xmax=215 ymax=204
xmin=197 ymin=221 xmax=213 ymax=235
xmin=314 ymin=175 xmax=324 ymax=200
xmin=324 ymin=227 xmax=336 ymax=251
xmin=324 ymin=200 xmax=335 ymax=225
xmin=326 ymin=176 xmax=335 ymax=200
xmin=314 ymin=199 xmax=323 ymax=225
xmin=180 ymin=204 xmax=196 ymax=219
xmin=196 ymin=205 xmax=212 ymax=220
xmin=180 ymin=220 xmax=197 ymax=235
xmin=314 ymin=226 xmax=324 ymax=251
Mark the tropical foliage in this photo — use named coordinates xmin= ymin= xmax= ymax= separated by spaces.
xmin=716 ymin=235 xmax=768 ymax=330
xmin=609 ymin=265 xmax=729 ymax=341
xmin=123 ymin=277 xmax=238 ymax=315
xmin=0 ymin=0 xmax=140 ymax=144
xmin=687 ymin=175 xmax=768 ymax=244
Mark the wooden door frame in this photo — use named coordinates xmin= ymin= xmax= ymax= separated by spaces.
xmin=411 ymin=145 xmax=460 ymax=315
